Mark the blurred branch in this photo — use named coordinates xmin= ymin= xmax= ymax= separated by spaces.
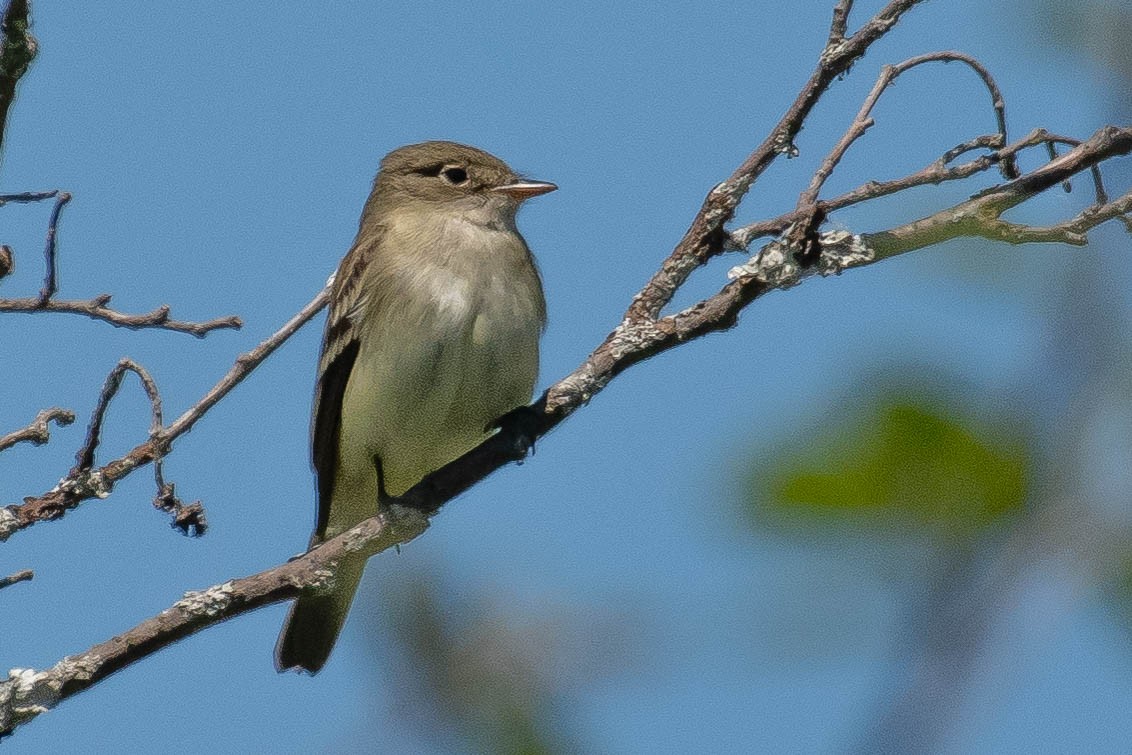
xmin=0 ymin=0 xmax=35 ymax=156
xmin=4 ymin=0 xmax=1132 ymax=737
xmin=0 ymin=407 xmax=73 ymax=453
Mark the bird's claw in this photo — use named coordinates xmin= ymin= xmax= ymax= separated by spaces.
xmin=487 ymin=404 xmax=541 ymax=461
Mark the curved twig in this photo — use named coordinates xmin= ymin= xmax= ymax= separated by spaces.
xmin=728 ymin=128 xmax=1115 ymax=250
xmin=73 ymin=359 xmax=162 ymax=473
xmin=1 ymin=190 xmax=242 ymax=335
xmin=798 ymin=51 xmax=1014 ymax=213
xmin=0 ymin=408 xmax=74 ymax=453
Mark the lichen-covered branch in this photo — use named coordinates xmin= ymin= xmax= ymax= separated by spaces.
xmin=0 ymin=502 xmax=429 ymax=736
xmin=624 ymin=0 xmax=928 ymax=324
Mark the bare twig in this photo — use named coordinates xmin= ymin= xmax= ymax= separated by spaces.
xmin=0 ymin=569 xmax=32 ymax=591
xmin=799 ymin=51 xmax=1014 ymax=213
xmin=0 ymin=0 xmax=35 ymax=156
xmin=728 ymin=128 xmax=1113 ymax=250
xmin=625 ymin=0 xmax=927 ymax=324
xmin=72 ymin=358 xmax=162 ymax=473
xmin=863 ymin=126 xmax=1132 ymax=257
xmin=0 ymin=296 xmax=242 ymax=335
xmin=0 ymin=286 xmax=330 ymax=540
xmin=1038 ymin=133 xmax=1108 ymax=203
xmin=35 ymin=191 xmax=69 ymax=303
xmin=0 ymin=188 xmax=243 ymax=335
xmin=0 ymin=408 xmax=73 ymax=453
xmin=0 ymin=190 xmax=56 ymax=205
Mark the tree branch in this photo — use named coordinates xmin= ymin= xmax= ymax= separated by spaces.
xmin=0 ymin=502 xmax=429 ymax=736
xmin=0 ymin=287 xmax=329 ymax=541
xmin=625 ymin=0 xmax=928 ymax=324
xmin=3 ymin=0 xmax=1132 ymax=738
xmin=3 ymin=115 xmax=1129 ymax=738
xmin=0 ymin=407 xmax=73 ymax=453
xmin=0 ymin=569 xmax=32 ymax=591
xmin=0 ymin=190 xmax=244 ymax=336
xmin=0 ymin=0 xmax=34 ymax=157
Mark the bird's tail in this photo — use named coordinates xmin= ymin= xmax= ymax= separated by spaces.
xmin=274 ymin=557 xmax=365 ymax=674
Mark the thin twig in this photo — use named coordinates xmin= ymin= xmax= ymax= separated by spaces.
xmin=0 ymin=408 xmax=74 ymax=453
xmin=0 ymin=295 xmax=242 ymax=335
xmin=36 ymin=192 xmax=70 ymax=304
xmin=0 ymin=569 xmax=32 ymax=591
xmin=73 ymin=358 xmax=163 ymax=473
xmin=1037 ymin=133 xmax=1108 ymax=203
xmin=798 ymin=51 xmax=1014 ymax=213
xmin=162 ymin=286 xmax=330 ymax=440
xmin=0 ymin=190 xmax=57 ymax=205
xmin=1 ymin=190 xmax=242 ymax=335
xmin=728 ymin=128 xmax=1104 ymax=250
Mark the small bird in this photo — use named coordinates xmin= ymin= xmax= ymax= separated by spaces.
xmin=275 ymin=141 xmax=555 ymax=674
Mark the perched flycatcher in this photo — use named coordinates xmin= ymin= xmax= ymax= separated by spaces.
xmin=275 ymin=141 xmax=555 ymax=674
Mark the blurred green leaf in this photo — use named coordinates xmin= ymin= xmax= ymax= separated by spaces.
xmin=359 ymin=576 xmax=579 ymax=755
xmin=753 ymin=390 xmax=1030 ymax=540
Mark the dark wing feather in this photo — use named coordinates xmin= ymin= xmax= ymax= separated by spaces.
xmin=310 ymin=230 xmax=382 ymax=540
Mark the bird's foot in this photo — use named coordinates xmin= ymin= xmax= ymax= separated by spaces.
xmin=487 ymin=404 xmax=541 ymax=462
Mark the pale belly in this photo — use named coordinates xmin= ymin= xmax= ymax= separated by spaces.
xmin=326 ymin=277 xmax=540 ymax=534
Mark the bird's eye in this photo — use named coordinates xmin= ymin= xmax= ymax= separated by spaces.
xmin=441 ymin=166 xmax=468 ymax=185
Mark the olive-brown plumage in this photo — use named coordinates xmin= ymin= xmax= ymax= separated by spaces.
xmin=275 ymin=142 xmax=555 ymax=673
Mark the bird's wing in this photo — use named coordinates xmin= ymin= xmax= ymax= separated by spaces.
xmin=310 ymin=229 xmax=383 ymax=540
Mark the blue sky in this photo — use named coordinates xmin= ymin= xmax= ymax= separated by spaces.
xmin=3 ymin=1 xmax=1132 ymax=752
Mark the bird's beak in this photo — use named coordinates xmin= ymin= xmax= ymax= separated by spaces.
xmin=492 ymin=180 xmax=558 ymax=200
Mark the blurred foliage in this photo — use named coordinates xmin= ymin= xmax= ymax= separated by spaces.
xmin=358 ymin=576 xmax=581 ymax=755
xmin=1031 ymin=1 xmax=1132 ymax=89
xmin=750 ymin=384 xmax=1031 ymax=542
